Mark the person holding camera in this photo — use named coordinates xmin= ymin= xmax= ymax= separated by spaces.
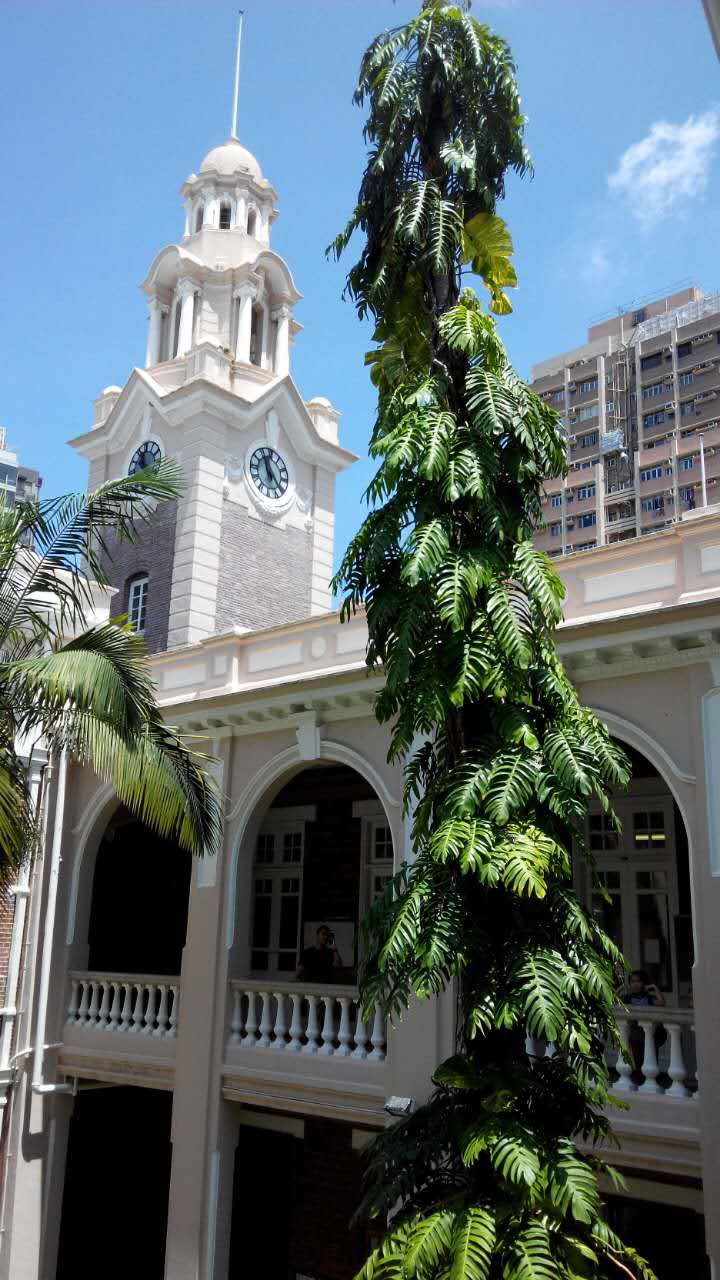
xmin=297 ymin=924 xmax=343 ymax=983
xmin=621 ymin=968 xmax=666 ymax=1080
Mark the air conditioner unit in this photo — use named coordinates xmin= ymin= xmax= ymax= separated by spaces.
xmin=697 ymin=333 xmax=714 ymax=345
xmin=568 ymin=382 xmax=577 ymax=390
xmin=664 ymin=402 xmax=675 ymax=411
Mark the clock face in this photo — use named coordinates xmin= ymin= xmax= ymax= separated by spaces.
xmin=249 ymin=446 xmax=289 ymax=499
xmin=128 ymin=440 xmax=162 ymax=475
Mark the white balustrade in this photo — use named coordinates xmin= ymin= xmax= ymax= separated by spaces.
xmin=524 ymin=1006 xmax=697 ymax=1101
xmin=67 ymin=972 xmax=179 ymax=1040
xmin=608 ymin=1005 xmax=697 ymax=1098
xmin=228 ymin=980 xmax=386 ymax=1061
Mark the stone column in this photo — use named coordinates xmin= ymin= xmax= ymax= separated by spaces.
xmin=145 ymin=298 xmax=165 ymax=368
xmin=176 ymin=280 xmax=196 ymax=358
xmin=182 ymin=200 xmax=191 ymax=239
xmin=163 ymin=737 xmax=238 ymax=1280
xmin=272 ymin=305 xmax=291 ymax=378
xmin=234 ymin=283 xmax=256 ymax=364
xmin=234 ymin=191 xmax=247 ymax=231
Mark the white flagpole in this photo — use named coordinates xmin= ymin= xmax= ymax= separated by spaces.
xmin=230 ymin=11 xmax=244 ymax=140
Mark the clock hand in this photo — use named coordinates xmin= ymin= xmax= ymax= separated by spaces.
xmin=261 ymin=458 xmax=272 ymax=485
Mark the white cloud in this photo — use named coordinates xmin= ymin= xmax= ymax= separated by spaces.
xmin=608 ymin=109 xmax=720 ymax=228
xmin=580 ymin=242 xmax=610 ymax=285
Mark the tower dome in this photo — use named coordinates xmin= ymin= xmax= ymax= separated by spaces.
xmin=198 ymin=137 xmax=262 ymax=181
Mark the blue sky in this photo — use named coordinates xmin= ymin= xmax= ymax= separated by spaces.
xmin=2 ymin=0 xmax=718 ymax=567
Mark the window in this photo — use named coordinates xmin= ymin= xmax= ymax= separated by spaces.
xmin=194 ymin=204 xmax=203 ymax=233
xmin=369 ymin=822 xmax=394 ymax=904
xmin=575 ymin=540 xmax=597 ymax=551
xmin=550 ymin=494 xmax=562 ymax=508
xmin=578 ymin=404 xmax=599 ymax=421
xmin=640 ymin=466 xmax=668 ymax=481
xmin=579 ymin=513 xmax=596 ymax=528
xmin=642 ymin=381 xmax=664 ymax=399
xmin=578 ymin=432 xmax=598 ymax=448
xmin=644 ymin=411 xmax=665 ymax=428
xmin=680 ymin=370 xmax=694 ymax=387
xmin=550 ymin=521 xmax=562 ymax=536
xmin=551 ymin=389 xmax=564 ymax=404
xmin=632 ymin=309 xmax=647 ymax=325
xmin=247 ymin=207 xmax=258 ymax=237
xmin=250 ymin=819 xmax=308 ymax=972
xmin=681 ymin=486 xmax=696 ymax=504
xmin=577 ymin=484 xmax=596 ymax=500
xmin=641 ymin=352 xmax=663 ymax=371
xmin=676 ymin=341 xmax=692 ymax=358
xmin=681 ymin=400 xmax=695 ymax=416
xmin=605 ymin=400 xmax=615 ymax=414
xmin=588 ymin=813 xmax=619 ymax=851
xmin=219 ymin=201 xmax=231 ymax=230
xmin=680 ymin=456 xmax=695 ymax=471
xmin=633 ymin=810 xmax=666 ymax=848
xmin=249 ymin=304 xmax=264 ymax=366
xmin=128 ymin=577 xmax=148 ymax=633
xmin=642 ymin=496 xmax=664 ymax=513
xmin=579 ymin=377 xmax=598 ymax=394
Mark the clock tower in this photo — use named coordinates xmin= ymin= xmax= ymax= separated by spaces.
xmin=69 ymin=136 xmax=355 ymax=652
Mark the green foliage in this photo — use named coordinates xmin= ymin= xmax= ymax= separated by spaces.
xmin=0 ymin=461 xmax=220 ymax=882
xmin=332 ymin=3 xmax=654 ymax=1278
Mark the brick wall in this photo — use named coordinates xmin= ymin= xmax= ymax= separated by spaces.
xmin=100 ymin=502 xmax=178 ymax=654
xmin=216 ymin=501 xmax=313 ymax=633
xmin=0 ymin=893 xmax=15 ymax=1003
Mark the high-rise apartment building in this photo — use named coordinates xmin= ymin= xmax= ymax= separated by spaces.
xmin=530 ymin=285 xmax=720 ymax=557
xmin=0 ymin=426 xmax=42 ymax=545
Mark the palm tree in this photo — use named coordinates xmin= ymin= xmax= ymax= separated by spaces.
xmin=330 ymin=4 xmax=654 ymax=1278
xmin=0 ymin=461 xmax=220 ymax=883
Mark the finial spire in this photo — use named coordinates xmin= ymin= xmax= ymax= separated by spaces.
xmin=230 ymin=11 xmax=244 ymax=141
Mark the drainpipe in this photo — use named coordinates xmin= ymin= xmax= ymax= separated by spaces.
xmin=31 ymin=751 xmax=73 ymax=1096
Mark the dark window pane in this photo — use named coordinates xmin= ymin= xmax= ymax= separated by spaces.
xmin=278 ymin=895 xmax=299 ymax=949
xmin=251 ymin=950 xmax=269 ymax=970
xmin=252 ymin=896 xmax=271 ymax=948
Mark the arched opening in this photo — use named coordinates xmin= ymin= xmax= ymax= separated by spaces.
xmin=239 ymin=764 xmax=393 ymax=985
xmin=246 ymin=205 xmax=257 ymax=237
xmin=194 ymin=202 xmax=203 ymax=233
xmin=249 ymin=303 xmax=264 ymax=367
xmin=171 ymin=298 xmax=182 ymax=358
xmin=219 ymin=200 xmax=231 ymax=230
xmin=86 ymin=808 xmax=192 ymax=975
xmin=126 ymin=572 xmax=148 ymax=634
xmin=580 ymin=739 xmax=696 ymax=1093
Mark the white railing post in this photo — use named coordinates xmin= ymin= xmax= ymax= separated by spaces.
xmin=369 ymin=1005 xmax=386 ymax=1062
xmin=96 ymin=981 xmax=112 ymax=1031
xmin=337 ymin=998 xmax=352 ymax=1057
xmin=130 ymin=983 xmax=145 ymax=1034
xmin=303 ymin=995 xmax=320 ymax=1054
xmin=287 ymin=993 xmax=303 ymax=1053
xmin=665 ymin=1021 xmax=690 ymax=1098
xmin=230 ymin=988 xmax=243 ymax=1043
xmin=352 ymin=1003 xmax=369 ymax=1060
xmin=613 ymin=1016 xmax=635 ymax=1093
xmin=108 ymin=982 xmax=123 ymax=1032
xmin=257 ymin=992 xmax=272 ymax=1048
xmin=242 ymin=990 xmax=258 ymax=1048
xmin=320 ymin=996 xmax=336 ymax=1055
xmin=153 ymin=986 xmax=169 ymax=1037
xmin=77 ymin=980 xmax=91 ymax=1027
xmin=167 ymin=986 xmax=179 ymax=1039
xmin=87 ymin=982 xmax=100 ymax=1028
xmin=271 ymin=991 xmax=287 ymax=1050
xmin=119 ymin=983 xmax=133 ymax=1032
xmin=142 ymin=985 xmax=158 ymax=1036
xmin=66 ymin=980 xmax=79 ymax=1026
xmin=638 ymin=1019 xmax=662 ymax=1094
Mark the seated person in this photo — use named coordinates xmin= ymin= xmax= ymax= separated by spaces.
xmin=620 ymin=968 xmax=666 ymax=1077
xmin=297 ymin=925 xmax=343 ymax=983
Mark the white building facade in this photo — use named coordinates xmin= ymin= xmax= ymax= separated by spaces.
xmin=1 ymin=136 xmax=720 ymax=1279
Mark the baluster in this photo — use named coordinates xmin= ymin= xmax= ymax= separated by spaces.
xmin=302 ymin=995 xmax=320 ymax=1054
xmin=241 ymin=991 xmax=258 ymax=1048
xmin=118 ymin=983 xmax=133 ymax=1032
xmin=230 ymin=987 xmax=243 ymax=1043
xmin=142 ymin=985 xmax=158 ymax=1036
xmin=351 ymin=1001 xmax=368 ymax=1060
xmin=77 ymin=981 xmax=91 ymax=1027
xmin=665 ymin=1022 xmax=690 ymax=1098
xmin=108 ymin=982 xmax=123 ymax=1032
xmin=153 ymin=986 xmax=170 ymax=1037
xmin=287 ymin=993 xmax=303 ymax=1053
xmin=87 ymin=981 xmax=101 ymax=1028
xmin=638 ymin=1019 xmax=662 ymax=1093
xmin=369 ymin=1005 xmax=386 ymax=1062
xmin=336 ymin=998 xmax=352 ymax=1057
xmin=271 ymin=992 xmax=287 ymax=1050
xmin=257 ymin=992 xmax=272 ymax=1048
xmin=96 ymin=981 xmax=112 ymax=1031
xmin=319 ymin=996 xmax=337 ymax=1055
xmin=66 ymin=980 xmax=79 ymax=1026
xmin=130 ymin=983 xmax=145 ymax=1033
xmin=167 ymin=986 xmax=179 ymax=1039
xmin=613 ymin=1016 xmax=635 ymax=1092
